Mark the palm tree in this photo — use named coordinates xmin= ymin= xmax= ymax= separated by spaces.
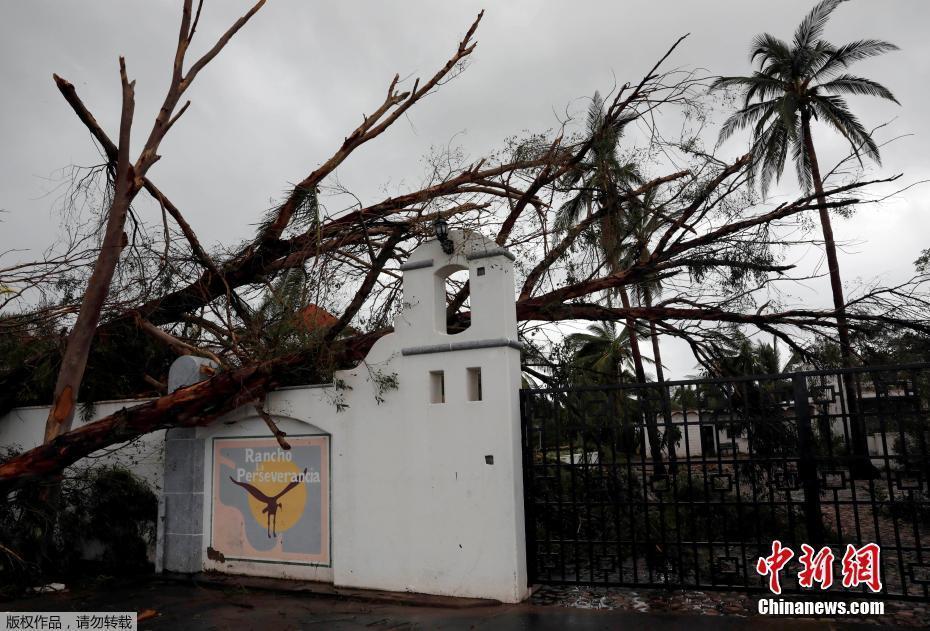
xmin=555 ymin=92 xmax=649 ymax=385
xmin=554 ymin=92 xmax=641 ymax=235
xmin=711 ymin=0 xmax=897 ymax=477
xmin=616 ymin=191 xmax=683 ymax=472
xmin=615 ymin=189 xmax=671 ymax=382
xmin=565 ymin=322 xmax=644 ymax=452
xmin=711 ymin=0 xmax=898 ymax=372
xmin=566 ymin=321 xmax=638 ymax=386
xmin=556 ymin=95 xmax=669 ymax=474
xmin=710 ymin=334 xmax=788 ymax=377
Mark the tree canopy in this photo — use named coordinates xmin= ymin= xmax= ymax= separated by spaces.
xmin=0 ymin=2 xmax=927 ymax=483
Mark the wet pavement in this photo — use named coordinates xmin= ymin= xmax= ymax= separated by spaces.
xmin=531 ymin=584 xmax=927 ymax=628
xmin=1 ymin=577 xmax=912 ymax=629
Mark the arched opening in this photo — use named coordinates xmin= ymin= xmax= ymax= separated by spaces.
xmin=435 ymin=265 xmax=471 ymax=335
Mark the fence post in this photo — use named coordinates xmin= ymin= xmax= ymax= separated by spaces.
xmin=658 ymin=383 xmax=678 ymax=477
xmin=792 ymin=375 xmax=825 ymax=547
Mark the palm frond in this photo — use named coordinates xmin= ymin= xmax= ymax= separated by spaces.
xmin=718 ymin=99 xmax=779 ymax=143
xmin=743 ymin=72 xmax=788 ymax=106
xmin=612 ymin=161 xmax=644 ymax=189
xmin=793 ymin=0 xmax=845 ymax=51
xmin=748 ymin=33 xmax=793 ymax=69
xmin=810 ymin=94 xmax=881 ymax=163
xmin=755 ymin=120 xmax=790 ymax=196
xmin=554 ymin=190 xmax=589 ymax=233
xmin=559 ymin=161 xmax=593 ymax=189
xmin=586 ymin=91 xmax=607 ymax=137
xmin=801 ymin=40 xmax=840 ymax=78
xmin=709 ymin=75 xmax=757 ymax=92
xmin=813 ymin=39 xmax=900 ymax=79
xmin=791 ymin=116 xmax=814 ymax=193
xmin=817 ymin=73 xmax=899 ymax=103
xmin=776 ymin=91 xmax=800 ymax=143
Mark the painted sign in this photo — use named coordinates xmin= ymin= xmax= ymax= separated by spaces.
xmin=211 ymin=435 xmax=330 ymax=566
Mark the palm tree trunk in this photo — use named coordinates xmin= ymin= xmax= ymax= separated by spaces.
xmin=620 ymin=288 xmax=647 ymax=383
xmin=801 ymin=111 xmax=873 ymax=478
xmin=620 ymin=287 xmax=666 ymax=476
xmin=645 ymin=289 xmax=677 ymax=475
xmin=801 ymin=113 xmax=854 ymax=367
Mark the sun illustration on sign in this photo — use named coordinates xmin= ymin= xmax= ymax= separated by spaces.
xmin=229 ymin=459 xmax=308 ymax=538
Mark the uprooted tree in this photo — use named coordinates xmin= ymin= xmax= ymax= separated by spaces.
xmin=1 ymin=2 xmax=928 ymax=484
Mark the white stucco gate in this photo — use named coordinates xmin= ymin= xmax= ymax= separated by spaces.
xmin=157 ymin=230 xmax=529 ymax=602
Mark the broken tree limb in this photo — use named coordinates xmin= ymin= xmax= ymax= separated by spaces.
xmin=2 ymin=351 xmax=293 ymax=483
xmin=42 ymin=57 xmax=137 ymax=444
xmin=254 ymin=402 xmax=290 ymax=450
xmin=41 ymin=0 xmax=268 ymax=447
xmin=134 ymin=314 xmax=224 ymax=366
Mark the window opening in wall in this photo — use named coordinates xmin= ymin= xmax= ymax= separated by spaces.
xmin=467 ymin=367 xmax=482 ymax=401
xmin=430 ymin=370 xmax=445 ymax=404
xmin=443 ymin=268 xmax=470 ymax=334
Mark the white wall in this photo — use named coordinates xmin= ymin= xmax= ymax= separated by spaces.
xmin=646 ymin=410 xmax=756 ymax=458
xmin=0 ymin=400 xmax=166 ymax=565
xmin=0 ymin=399 xmax=166 ymax=489
xmin=195 ymin=230 xmax=527 ymax=602
xmin=1 ymin=230 xmax=529 ymax=603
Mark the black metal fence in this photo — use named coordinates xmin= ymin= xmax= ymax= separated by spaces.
xmin=520 ymin=363 xmax=930 ymax=600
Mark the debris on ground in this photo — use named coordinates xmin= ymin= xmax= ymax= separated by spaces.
xmin=531 ymin=584 xmax=928 ymax=627
xmin=30 ymin=583 xmax=66 ymax=593
xmin=138 ymin=609 xmax=158 ymax=622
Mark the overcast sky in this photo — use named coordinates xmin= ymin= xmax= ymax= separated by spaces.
xmin=1 ymin=1 xmax=928 ymax=378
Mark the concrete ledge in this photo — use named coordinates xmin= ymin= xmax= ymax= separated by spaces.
xmin=399 ymin=258 xmax=434 ymax=271
xmin=161 ymin=572 xmax=503 ymax=608
xmin=401 ymin=338 xmax=523 ymax=356
xmin=465 ymin=247 xmax=516 ymax=262
xmin=166 ymin=427 xmax=196 ymax=439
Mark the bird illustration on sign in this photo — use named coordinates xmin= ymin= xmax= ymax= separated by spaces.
xmin=229 ymin=468 xmax=307 ymax=537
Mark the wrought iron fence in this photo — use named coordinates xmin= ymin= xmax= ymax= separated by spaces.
xmin=520 ymin=363 xmax=930 ymax=600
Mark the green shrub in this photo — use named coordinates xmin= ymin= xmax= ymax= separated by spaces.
xmin=0 ymin=454 xmax=157 ymax=597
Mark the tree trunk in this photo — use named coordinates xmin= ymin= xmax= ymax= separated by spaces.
xmin=43 ymin=93 xmax=136 ymax=445
xmin=645 ymin=288 xmax=677 ymax=475
xmin=801 ymin=112 xmax=854 ymax=369
xmin=801 ymin=110 xmax=874 ymax=478
xmin=4 ymin=356 xmax=284 ymax=484
xmin=0 ymin=329 xmax=387 ymax=485
xmin=620 ymin=287 xmax=666 ymax=477
xmin=32 ymin=95 xmax=135 ymax=554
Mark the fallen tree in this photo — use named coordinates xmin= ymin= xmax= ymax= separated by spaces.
xmin=2 ymin=3 xmax=928 ymax=485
